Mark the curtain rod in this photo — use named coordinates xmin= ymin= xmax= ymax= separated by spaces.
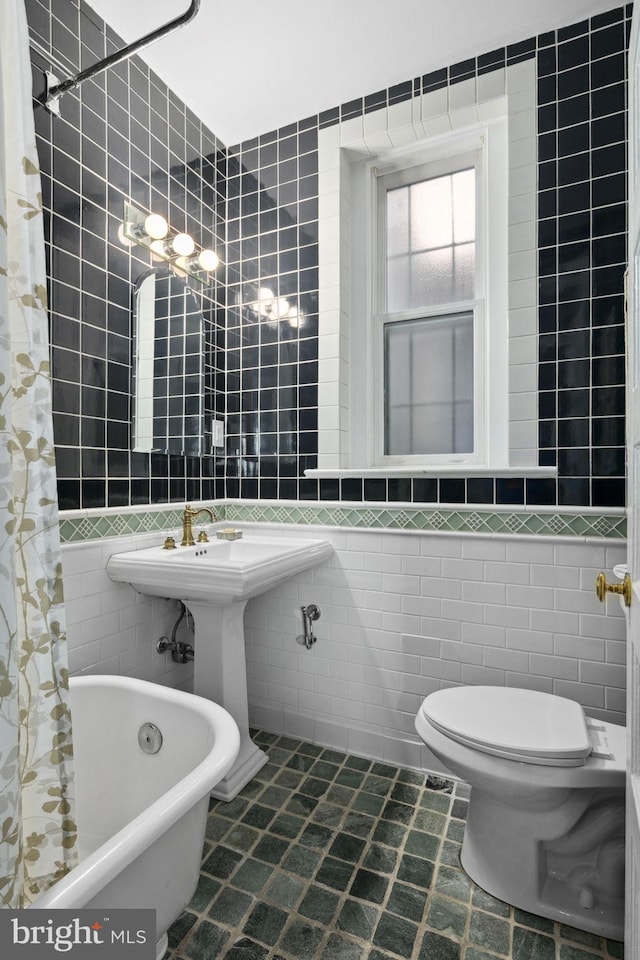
xmin=29 ymin=36 xmax=75 ymax=78
xmin=40 ymin=0 xmax=200 ymax=116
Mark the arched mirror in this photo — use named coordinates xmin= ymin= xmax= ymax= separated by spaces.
xmin=132 ymin=268 xmax=205 ymax=456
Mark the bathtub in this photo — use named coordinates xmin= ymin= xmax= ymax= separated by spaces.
xmin=32 ymin=675 xmax=240 ymax=959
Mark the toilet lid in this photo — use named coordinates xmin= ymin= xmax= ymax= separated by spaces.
xmin=421 ymin=686 xmax=592 ymax=766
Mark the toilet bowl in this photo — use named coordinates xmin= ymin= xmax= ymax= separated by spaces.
xmin=415 ymin=686 xmax=625 ymax=941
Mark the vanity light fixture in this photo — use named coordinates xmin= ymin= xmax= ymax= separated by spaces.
xmin=120 ymin=201 xmax=221 ymax=283
xmin=246 ymin=286 xmax=304 ymax=327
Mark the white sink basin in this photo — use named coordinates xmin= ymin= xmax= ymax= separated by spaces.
xmin=107 ymin=533 xmax=333 ymax=604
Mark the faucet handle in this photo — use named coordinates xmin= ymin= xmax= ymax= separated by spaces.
xmin=197 ymin=527 xmax=209 ymax=543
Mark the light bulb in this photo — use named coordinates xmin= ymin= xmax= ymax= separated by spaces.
xmin=287 ymin=306 xmax=301 ymax=328
xmin=287 ymin=307 xmax=304 ymax=327
xmin=197 ymin=249 xmax=219 ymax=271
xmin=172 ymin=257 xmax=190 ymax=277
xmin=117 ymin=223 xmax=132 ymax=247
xmin=144 ymin=213 xmax=168 ymax=240
xmin=171 ymin=232 xmax=195 ymax=257
xmin=149 ymin=239 xmax=166 ymax=257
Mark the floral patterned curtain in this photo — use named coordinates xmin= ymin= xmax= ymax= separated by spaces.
xmin=0 ymin=0 xmax=78 ymax=907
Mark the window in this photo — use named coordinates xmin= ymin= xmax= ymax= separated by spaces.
xmin=367 ymin=134 xmax=502 ymax=467
xmin=314 ymin=70 xmax=545 ymax=479
xmin=378 ymin=158 xmax=480 ymax=461
xmin=343 ymin=120 xmax=509 ymax=472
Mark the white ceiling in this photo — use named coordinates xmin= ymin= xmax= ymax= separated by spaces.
xmin=87 ymin=0 xmax=622 ymax=145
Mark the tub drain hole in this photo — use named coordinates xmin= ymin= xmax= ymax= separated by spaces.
xmin=138 ymin=722 xmax=163 ymax=754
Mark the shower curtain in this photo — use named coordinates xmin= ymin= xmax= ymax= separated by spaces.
xmin=0 ymin=0 xmax=78 ymax=906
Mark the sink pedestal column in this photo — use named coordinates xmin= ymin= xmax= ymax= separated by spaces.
xmin=184 ymin=599 xmax=268 ymax=801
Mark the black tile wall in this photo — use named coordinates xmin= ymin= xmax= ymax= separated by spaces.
xmin=222 ymin=117 xmax=320 ymax=502
xmin=225 ymin=5 xmax=630 ymax=508
xmin=537 ymin=7 xmax=629 ymax=508
xmin=27 ymin=0 xmax=630 ymax=510
xmin=27 ymin=0 xmax=226 ymax=510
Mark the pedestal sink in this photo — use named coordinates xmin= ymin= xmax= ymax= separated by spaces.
xmin=107 ymin=531 xmax=333 ymax=800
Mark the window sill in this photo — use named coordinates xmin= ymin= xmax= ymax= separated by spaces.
xmin=305 ymin=466 xmax=558 ymax=479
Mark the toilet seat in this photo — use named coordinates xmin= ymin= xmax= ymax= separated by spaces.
xmin=421 ymin=686 xmax=593 ymax=767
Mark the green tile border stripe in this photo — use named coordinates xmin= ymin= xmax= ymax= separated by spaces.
xmin=58 ymin=502 xmax=626 ymax=543
xmin=224 ymin=503 xmax=627 ymax=540
xmin=58 ymin=507 xmax=189 ymax=544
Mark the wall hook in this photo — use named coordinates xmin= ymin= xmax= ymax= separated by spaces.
xmin=296 ymin=603 xmax=321 ymax=650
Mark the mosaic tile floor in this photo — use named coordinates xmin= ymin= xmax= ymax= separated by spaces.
xmin=166 ymin=731 xmax=625 ymax=960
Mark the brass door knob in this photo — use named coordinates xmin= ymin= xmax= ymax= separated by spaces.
xmin=595 ymin=572 xmax=632 ymax=607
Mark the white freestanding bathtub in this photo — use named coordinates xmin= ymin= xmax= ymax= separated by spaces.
xmin=32 ymin=675 xmax=240 ymax=959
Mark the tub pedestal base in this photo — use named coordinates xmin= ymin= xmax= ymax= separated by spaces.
xmin=185 ymin=599 xmax=268 ymax=801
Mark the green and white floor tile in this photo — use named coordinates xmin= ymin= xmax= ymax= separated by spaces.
xmin=166 ymin=732 xmax=624 ymax=960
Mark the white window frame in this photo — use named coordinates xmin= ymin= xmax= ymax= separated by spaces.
xmin=350 ymin=119 xmax=508 ymax=471
xmin=372 ymin=148 xmax=485 ymax=466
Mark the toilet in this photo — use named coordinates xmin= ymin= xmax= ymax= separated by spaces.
xmin=415 ymin=686 xmax=625 ymax=941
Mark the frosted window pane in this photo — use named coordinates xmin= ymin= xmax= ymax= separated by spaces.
xmin=412 ymin=249 xmax=454 ymax=306
xmin=387 ymin=255 xmax=411 ymax=312
xmin=387 ymin=187 xmax=409 ymax=256
xmin=410 ymin=325 xmax=454 ymax=400
xmin=452 ymin=169 xmax=475 ymax=243
xmin=411 ymin=404 xmax=459 ymax=455
xmin=385 ymin=166 xmax=476 ymax=312
xmin=410 ymin=178 xmax=452 ymax=250
xmin=384 ymin=312 xmax=474 ymax=455
xmin=386 ymin=326 xmax=412 ymax=405
xmin=387 ymin=406 xmax=412 ymax=453
xmin=453 ymin=242 xmax=475 ymax=300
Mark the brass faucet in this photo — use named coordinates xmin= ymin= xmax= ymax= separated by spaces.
xmin=181 ymin=504 xmax=217 ymax=546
